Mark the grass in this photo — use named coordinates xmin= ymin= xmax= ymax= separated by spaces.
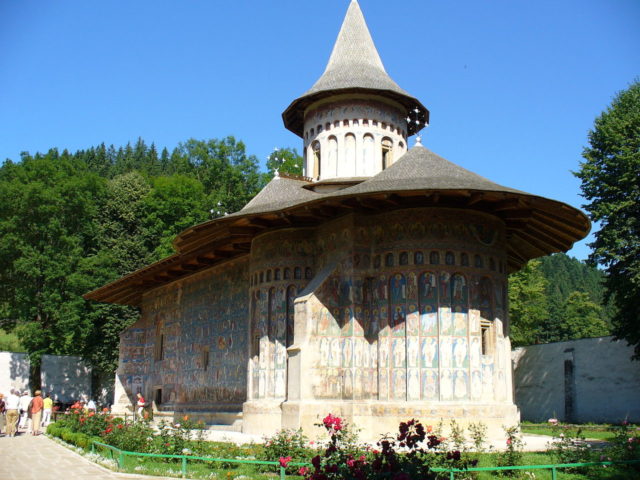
xmin=520 ymin=423 xmax=617 ymax=441
xmin=92 ymin=444 xmax=640 ymax=480
xmin=470 ymin=452 xmax=639 ymax=479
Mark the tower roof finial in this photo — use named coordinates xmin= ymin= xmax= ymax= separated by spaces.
xmin=282 ymin=0 xmax=429 ymax=137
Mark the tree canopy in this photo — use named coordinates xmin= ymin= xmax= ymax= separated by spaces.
xmin=575 ymin=80 xmax=640 ymax=358
xmin=508 ymin=253 xmax=612 ymax=347
xmin=0 ymin=137 xmax=271 ymax=386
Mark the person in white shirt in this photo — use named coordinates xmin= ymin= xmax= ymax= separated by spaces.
xmin=5 ymin=389 xmax=21 ymax=437
xmin=18 ymin=391 xmax=31 ymax=430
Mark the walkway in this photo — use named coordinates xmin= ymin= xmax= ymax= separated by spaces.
xmin=0 ymin=432 xmax=174 ymax=480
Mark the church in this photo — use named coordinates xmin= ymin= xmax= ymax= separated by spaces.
xmin=86 ymin=1 xmax=589 ymax=438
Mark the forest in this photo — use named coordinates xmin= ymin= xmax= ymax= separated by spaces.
xmin=0 ymin=138 xmax=614 ymax=387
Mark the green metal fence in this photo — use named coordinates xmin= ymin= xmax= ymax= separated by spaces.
xmin=91 ymin=440 xmax=308 ymax=479
xmin=90 ymin=440 xmax=640 ymax=480
xmin=431 ymin=459 xmax=640 ymax=479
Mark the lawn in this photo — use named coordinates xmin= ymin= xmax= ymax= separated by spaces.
xmin=520 ymin=423 xmax=617 ymax=441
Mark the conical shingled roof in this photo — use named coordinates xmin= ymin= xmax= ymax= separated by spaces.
xmin=236 ymin=175 xmax=319 ymax=216
xmin=282 ymin=0 xmax=428 ymax=137
xmin=330 ymin=144 xmax=526 ymax=197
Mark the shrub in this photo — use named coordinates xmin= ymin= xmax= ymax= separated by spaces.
xmin=259 ymin=428 xmax=310 ymax=474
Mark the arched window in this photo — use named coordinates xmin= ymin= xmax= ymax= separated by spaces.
xmin=259 ymin=272 xmax=264 ymax=283
xmin=461 ymin=253 xmax=469 ymax=266
xmin=294 ymin=267 xmax=302 ymax=279
xmin=474 ymin=255 xmax=483 ymax=268
xmin=430 ymin=251 xmax=440 ymax=265
xmin=284 ymin=268 xmax=291 ymax=280
xmin=266 ymin=270 xmax=272 ymax=282
xmin=154 ymin=315 xmax=164 ymax=361
xmin=382 ymin=137 xmax=393 ymax=169
xmin=286 ymin=285 xmax=296 ymax=347
xmin=305 ymin=267 xmax=313 ymax=279
xmin=328 ymin=136 xmax=338 ymax=177
xmin=414 ymin=251 xmax=424 ymax=265
xmin=399 ymin=252 xmax=409 ymax=265
xmin=345 ymin=133 xmax=356 ymax=166
xmin=385 ymin=253 xmax=394 ymax=267
xmin=268 ymin=287 xmax=276 ymax=340
xmin=312 ymin=141 xmax=321 ymax=179
xmin=274 ymin=268 xmax=281 ymax=281
xmin=357 ymin=134 xmax=375 ymax=175
xmin=445 ymin=252 xmax=455 ymax=265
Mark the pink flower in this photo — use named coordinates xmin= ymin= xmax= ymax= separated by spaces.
xmin=298 ymin=467 xmax=309 ymax=476
xmin=506 ymin=438 xmax=512 ymax=445
xmin=279 ymin=456 xmax=292 ymax=468
xmin=346 ymin=458 xmax=355 ymax=467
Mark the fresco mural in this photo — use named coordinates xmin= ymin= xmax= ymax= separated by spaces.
xmin=116 ymin=208 xmax=511 ymax=419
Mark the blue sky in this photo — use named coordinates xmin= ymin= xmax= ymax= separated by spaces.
xmin=1 ymin=0 xmax=638 ymax=260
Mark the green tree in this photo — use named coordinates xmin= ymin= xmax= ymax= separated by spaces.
xmin=265 ymin=147 xmax=304 ymax=177
xmin=556 ymin=291 xmax=610 ymax=341
xmin=143 ymin=174 xmax=209 ymax=258
xmin=0 ymin=150 xmax=106 ymax=365
xmin=575 ymin=80 xmax=640 ymax=358
xmin=508 ymin=259 xmax=550 ymax=346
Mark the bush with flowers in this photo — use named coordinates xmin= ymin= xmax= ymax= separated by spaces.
xmin=302 ymin=414 xmax=478 ymax=480
xmin=259 ymin=427 xmax=310 ymax=474
xmin=604 ymin=421 xmax=640 ymax=465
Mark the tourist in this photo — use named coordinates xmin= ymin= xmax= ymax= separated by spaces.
xmin=136 ymin=392 xmax=145 ymax=419
xmin=29 ymin=390 xmax=44 ymax=435
xmin=42 ymin=393 xmax=53 ymax=426
xmin=0 ymin=393 xmax=5 ymax=435
xmin=18 ymin=390 xmax=31 ymax=430
xmin=5 ymin=389 xmax=20 ymax=437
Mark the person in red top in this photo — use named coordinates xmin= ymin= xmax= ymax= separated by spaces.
xmin=136 ymin=392 xmax=145 ymax=420
xmin=29 ymin=390 xmax=44 ymax=436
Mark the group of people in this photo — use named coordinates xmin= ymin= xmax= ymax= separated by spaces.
xmin=0 ymin=389 xmax=53 ymax=437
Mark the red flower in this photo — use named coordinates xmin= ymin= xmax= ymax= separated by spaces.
xmin=102 ymin=407 xmax=109 ymax=413
xmin=279 ymin=456 xmax=292 ymax=468
xmin=298 ymin=467 xmax=309 ymax=476
xmin=80 ymin=418 xmax=85 ymax=423
xmin=117 ymin=424 xmax=124 ymax=429
xmin=322 ymin=413 xmax=343 ymax=432
xmin=88 ymin=411 xmax=95 ymax=417
xmin=506 ymin=438 xmax=512 ymax=445
xmin=105 ymin=427 xmax=113 ymax=434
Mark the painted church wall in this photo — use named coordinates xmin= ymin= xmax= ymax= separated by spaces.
xmin=248 ymin=228 xmax=315 ymax=401
xmin=117 ymin=257 xmax=250 ymax=411
xmin=304 ymin=208 xmax=511 ymax=404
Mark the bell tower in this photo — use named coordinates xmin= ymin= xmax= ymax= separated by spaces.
xmin=282 ymin=0 xmax=428 ymax=182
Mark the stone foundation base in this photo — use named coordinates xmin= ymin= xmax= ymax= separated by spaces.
xmin=244 ymin=400 xmax=520 ymax=443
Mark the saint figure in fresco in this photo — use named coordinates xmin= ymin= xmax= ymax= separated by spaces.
xmin=420 ymin=305 xmax=437 ymax=336
xmin=452 ymin=274 xmax=466 ymax=302
xmin=408 ymin=369 xmax=420 ymax=399
xmin=440 ymin=336 xmax=452 ymax=368
xmin=440 ymin=370 xmax=452 ymax=399
xmin=407 ymin=336 xmax=419 ymax=368
xmin=420 ymin=272 xmax=437 ymax=300
xmin=453 ymin=337 xmax=468 ymax=368
xmin=471 ymin=370 xmax=482 ymax=399
xmin=390 ymin=273 xmax=406 ymax=303
xmin=454 ymin=370 xmax=468 ymax=399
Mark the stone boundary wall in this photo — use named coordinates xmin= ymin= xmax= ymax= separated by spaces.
xmin=0 ymin=351 xmax=91 ymax=403
xmin=512 ymin=336 xmax=640 ymax=423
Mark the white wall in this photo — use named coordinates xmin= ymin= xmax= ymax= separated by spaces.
xmin=513 ymin=336 xmax=640 ymax=423
xmin=0 ymin=351 xmax=92 ymax=403
xmin=0 ymin=352 xmax=30 ymax=394
xmin=41 ymin=354 xmax=92 ymax=403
